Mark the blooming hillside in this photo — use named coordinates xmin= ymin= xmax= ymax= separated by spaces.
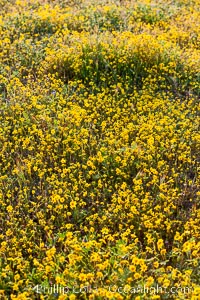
xmin=0 ymin=0 xmax=199 ymax=299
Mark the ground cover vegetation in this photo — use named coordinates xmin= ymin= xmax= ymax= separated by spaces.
xmin=0 ymin=0 xmax=199 ymax=299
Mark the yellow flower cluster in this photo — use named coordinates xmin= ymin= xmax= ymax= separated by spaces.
xmin=0 ymin=0 xmax=199 ymax=299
